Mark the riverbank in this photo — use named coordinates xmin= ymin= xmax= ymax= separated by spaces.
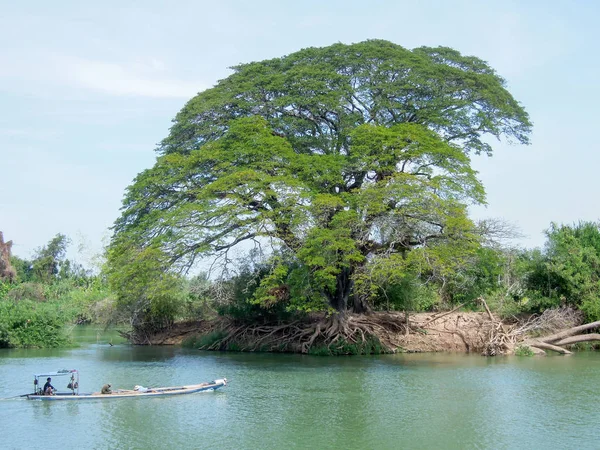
xmin=130 ymin=311 xmax=519 ymax=354
xmin=133 ymin=307 xmax=598 ymax=356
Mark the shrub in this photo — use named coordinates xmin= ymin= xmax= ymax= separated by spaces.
xmin=0 ymin=281 xmax=12 ymax=301
xmin=0 ymin=300 xmax=69 ymax=348
xmin=514 ymin=345 xmax=535 ymax=357
xmin=580 ymin=296 xmax=600 ymax=322
xmin=308 ymin=336 xmax=386 ymax=356
xmin=6 ymin=282 xmax=46 ymax=302
xmin=196 ymin=330 xmax=228 ymax=349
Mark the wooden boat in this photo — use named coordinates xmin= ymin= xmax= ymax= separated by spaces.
xmin=25 ymin=370 xmax=227 ymax=401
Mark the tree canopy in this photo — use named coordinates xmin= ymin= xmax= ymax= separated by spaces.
xmin=108 ymin=40 xmax=531 ymax=317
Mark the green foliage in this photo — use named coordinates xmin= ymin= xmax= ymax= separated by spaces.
xmin=109 ymin=39 xmax=531 ymax=316
xmin=308 ymin=337 xmax=386 ymax=356
xmin=354 ymin=255 xmax=439 ymax=312
xmin=105 ymin=239 xmax=185 ymax=329
xmin=6 ymin=282 xmax=46 ymax=302
xmin=0 ymin=300 xmax=70 ymax=348
xmin=569 ymin=342 xmax=600 ymax=351
xmin=0 ymin=233 xmax=118 ymax=348
xmin=0 ymin=280 xmax=12 ymax=301
xmin=227 ymin=341 xmax=242 ymax=352
xmin=249 ymin=255 xmax=326 ymax=313
xmin=580 ymin=297 xmax=600 ymax=323
xmin=514 ymin=345 xmax=535 ymax=357
xmin=440 ymin=247 xmax=506 ymax=306
xmin=31 ymin=234 xmax=70 ymax=283
xmin=182 ymin=330 xmax=228 ymax=349
xmin=162 ymin=40 xmax=530 ymax=157
xmin=10 ymin=255 xmax=33 ymax=283
xmin=509 ymin=222 xmax=600 ymax=321
xmin=181 ymin=273 xmax=216 ymax=320
xmin=215 ymin=260 xmax=301 ymax=323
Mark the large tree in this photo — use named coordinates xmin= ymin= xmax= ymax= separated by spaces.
xmin=109 ymin=40 xmax=531 ymax=315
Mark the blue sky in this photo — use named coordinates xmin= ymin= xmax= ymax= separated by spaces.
xmin=1 ymin=0 xmax=598 ymax=266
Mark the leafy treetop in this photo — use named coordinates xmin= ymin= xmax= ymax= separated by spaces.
xmin=110 ymin=40 xmax=531 ymax=315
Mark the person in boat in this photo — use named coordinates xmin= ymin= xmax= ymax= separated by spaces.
xmin=101 ymin=384 xmax=112 ymax=394
xmin=43 ymin=377 xmax=55 ymax=395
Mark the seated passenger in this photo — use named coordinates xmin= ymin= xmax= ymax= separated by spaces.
xmin=43 ymin=377 xmax=55 ymax=395
xmin=101 ymin=384 xmax=112 ymax=394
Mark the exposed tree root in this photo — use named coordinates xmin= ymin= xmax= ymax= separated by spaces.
xmin=177 ymin=313 xmax=414 ymax=354
xmin=125 ymin=303 xmax=600 ymax=357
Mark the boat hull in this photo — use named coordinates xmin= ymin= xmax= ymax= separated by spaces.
xmin=26 ymin=381 xmax=226 ymax=401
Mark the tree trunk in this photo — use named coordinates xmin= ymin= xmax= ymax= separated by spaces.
xmin=352 ymin=294 xmax=370 ymax=314
xmin=326 ymin=268 xmax=353 ymax=312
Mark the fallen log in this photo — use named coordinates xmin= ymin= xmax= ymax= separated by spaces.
xmin=541 ymin=320 xmax=600 ymax=344
xmin=554 ymin=333 xmax=600 ymax=347
xmin=529 ymin=341 xmax=572 ymax=355
xmin=528 ymin=346 xmax=547 ymax=356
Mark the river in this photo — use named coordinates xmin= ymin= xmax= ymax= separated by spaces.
xmin=1 ymin=326 xmax=600 ymax=449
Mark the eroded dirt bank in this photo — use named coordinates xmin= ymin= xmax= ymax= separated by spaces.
xmin=131 ymin=311 xmax=514 ymax=354
xmin=130 ymin=305 xmax=599 ymax=356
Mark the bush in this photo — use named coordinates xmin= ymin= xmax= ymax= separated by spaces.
xmin=580 ymin=296 xmax=600 ymax=322
xmin=0 ymin=281 xmax=12 ymax=301
xmin=308 ymin=336 xmax=386 ymax=356
xmin=514 ymin=345 xmax=535 ymax=357
xmin=6 ymin=282 xmax=46 ymax=302
xmin=215 ymin=265 xmax=299 ymax=323
xmin=0 ymin=300 xmax=70 ymax=348
xmin=197 ymin=330 xmax=228 ymax=348
xmin=183 ymin=330 xmax=229 ymax=349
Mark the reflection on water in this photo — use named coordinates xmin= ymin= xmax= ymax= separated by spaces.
xmin=2 ymin=328 xmax=600 ymax=449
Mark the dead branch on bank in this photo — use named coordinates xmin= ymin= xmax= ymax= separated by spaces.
xmin=475 ymin=297 xmax=517 ymax=356
xmin=471 ymin=300 xmax=600 ymax=356
xmin=516 ymin=311 xmax=600 ymax=355
xmin=513 ymin=307 xmax=583 ymax=337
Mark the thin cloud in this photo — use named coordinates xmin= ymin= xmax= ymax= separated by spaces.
xmin=63 ymin=57 xmax=207 ymax=98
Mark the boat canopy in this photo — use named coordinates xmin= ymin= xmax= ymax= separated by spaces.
xmin=33 ymin=370 xmax=80 ymax=395
xmin=34 ymin=369 xmax=78 ymax=378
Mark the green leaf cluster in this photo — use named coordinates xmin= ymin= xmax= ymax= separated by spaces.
xmin=105 ymin=239 xmax=184 ymax=329
xmin=0 ymin=300 xmax=69 ymax=348
xmin=109 ymin=40 xmax=531 ymax=317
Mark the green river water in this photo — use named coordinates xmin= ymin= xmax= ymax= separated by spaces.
xmin=1 ymin=326 xmax=600 ymax=450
